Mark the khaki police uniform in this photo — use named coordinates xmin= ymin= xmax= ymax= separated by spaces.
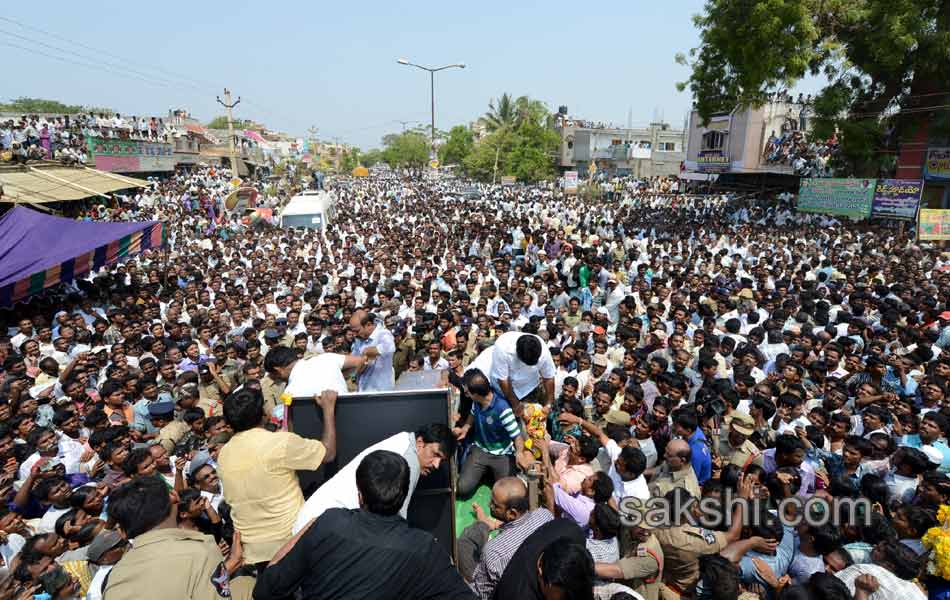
xmin=617 ymin=533 xmax=664 ymax=600
xmin=393 ymin=337 xmax=416 ymax=379
xmin=260 ymin=374 xmax=286 ymax=416
xmin=715 ymin=413 xmax=763 ymax=470
xmin=649 ymin=464 xmax=701 ymax=499
xmin=716 ymin=437 xmax=763 ymax=469
xmin=104 ymin=528 xmax=240 ymax=600
xmin=157 ymin=420 xmax=191 ymax=454
xmin=654 ymin=525 xmax=729 ymax=599
xmin=198 ymin=382 xmax=224 ymax=418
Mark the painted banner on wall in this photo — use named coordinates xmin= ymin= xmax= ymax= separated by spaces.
xmin=870 ymin=179 xmax=922 ymax=221
xmin=919 ymin=209 xmax=950 ymax=241
xmin=797 ymin=178 xmax=875 ymax=218
xmin=86 ymin=136 xmax=175 ymax=173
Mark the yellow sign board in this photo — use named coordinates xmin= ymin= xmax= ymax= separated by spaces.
xmin=429 ymin=160 xmax=440 ymax=169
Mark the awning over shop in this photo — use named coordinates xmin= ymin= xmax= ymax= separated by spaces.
xmin=0 ymin=206 xmax=165 ymax=306
xmin=0 ymin=164 xmax=148 ymax=203
xmin=244 ymin=130 xmax=265 ymax=143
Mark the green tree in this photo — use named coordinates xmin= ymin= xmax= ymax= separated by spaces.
xmin=0 ymin=97 xmax=111 ymax=114
xmin=439 ymin=125 xmax=475 ymax=166
xmin=381 ymin=131 xmax=429 ymax=170
xmin=678 ymin=0 xmax=950 ymax=177
xmin=464 ymin=94 xmax=557 ymax=183
xmin=207 ymin=116 xmax=254 ymax=130
xmin=340 ymin=147 xmax=361 ymax=173
xmin=480 ymin=94 xmax=552 ymax=134
xmin=361 ymin=148 xmax=385 ymax=167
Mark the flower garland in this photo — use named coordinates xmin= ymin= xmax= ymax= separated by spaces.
xmin=923 ymin=505 xmax=950 ymax=579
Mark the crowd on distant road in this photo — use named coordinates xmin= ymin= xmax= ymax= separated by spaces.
xmin=0 ymin=161 xmax=943 ymax=600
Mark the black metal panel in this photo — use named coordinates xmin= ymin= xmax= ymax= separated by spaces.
xmin=288 ymin=389 xmax=456 ymax=560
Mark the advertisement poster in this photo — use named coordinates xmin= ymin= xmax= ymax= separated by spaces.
xmin=797 ymin=178 xmax=875 ymax=218
xmin=564 ymin=171 xmax=578 ymax=194
xmin=919 ymin=209 xmax=950 ymax=241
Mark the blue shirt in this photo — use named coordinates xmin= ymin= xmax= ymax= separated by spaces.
xmin=470 ymin=393 xmax=521 ymax=456
xmin=739 ymin=524 xmax=796 ymax=586
xmin=687 ymin=428 xmax=712 ymax=485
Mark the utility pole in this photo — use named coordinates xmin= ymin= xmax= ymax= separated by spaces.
xmin=216 ymin=88 xmax=241 ymax=178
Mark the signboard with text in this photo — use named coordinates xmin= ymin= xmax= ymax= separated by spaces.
xmin=697 ymin=150 xmax=730 ymax=173
xmin=925 ymin=148 xmax=950 ymax=181
xmin=500 ymin=176 xmax=516 ymax=186
xmin=564 ymin=171 xmax=578 ymax=194
xmin=870 ymin=179 xmax=922 ymax=221
xmin=797 ymin=178 xmax=875 ymax=218
xmin=86 ymin=136 xmax=175 ymax=173
xmin=919 ymin=209 xmax=950 ymax=240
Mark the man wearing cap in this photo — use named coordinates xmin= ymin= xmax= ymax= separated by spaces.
xmin=155 ymin=400 xmax=191 ymax=455
xmin=103 ymin=475 xmax=245 ymax=600
xmin=594 ymin=499 xmax=663 ymax=600
xmin=86 ymin=529 xmax=128 ymax=600
xmin=715 ymin=413 xmax=763 ymax=470
xmin=654 ymin=482 xmax=756 ymax=600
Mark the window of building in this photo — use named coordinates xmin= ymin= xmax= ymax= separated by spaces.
xmin=658 ymin=142 xmax=677 ymax=152
xmin=701 ymin=131 xmax=726 ymax=150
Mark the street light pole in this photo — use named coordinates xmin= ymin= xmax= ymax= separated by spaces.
xmin=430 ymin=70 xmax=435 ymax=150
xmin=397 ymin=58 xmax=465 ymax=161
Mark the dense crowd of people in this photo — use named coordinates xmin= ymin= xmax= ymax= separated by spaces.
xmin=0 ymin=112 xmax=230 ymax=166
xmin=0 ymin=163 xmax=944 ymax=600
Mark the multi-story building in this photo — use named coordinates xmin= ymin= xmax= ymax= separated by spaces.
xmin=553 ymin=111 xmax=686 ymax=178
xmin=681 ymin=96 xmax=825 ymax=187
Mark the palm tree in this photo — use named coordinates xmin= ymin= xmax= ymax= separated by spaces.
xmin=481 ymin=94 xmax=552 ymax=133
xmin=481 ymin=93 xmax=519 ymax=133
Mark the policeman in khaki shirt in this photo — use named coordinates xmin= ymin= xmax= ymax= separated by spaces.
xmin=653 ymin=476 xmax=758 ymax=600
xmin=649 ymin=439 xmax=702 ymax=499
xmin=714 ymin=412 xmax=763 ymax=470
xmin=151 ymin=401 xmax=190 ymax=454
xmin=594 ymin=499 xmax=663 ymax=600
xmin=104 ymin=475 xmax=251 ymax=600
xmin=259 ymin=371 xmax=286 ymax=417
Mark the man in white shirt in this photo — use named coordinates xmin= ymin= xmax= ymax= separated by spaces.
xmin=273 ymin=347 xmax=366 ymax=399
xmin=422 ymin=341 xmax=449 ymax=371
xmin=466 ymin=331 xmax=556 ymax=414
xmin=292 ymin=423 xmax=454 ymax=533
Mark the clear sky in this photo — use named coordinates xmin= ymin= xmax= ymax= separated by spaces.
xmin=8 ymin=1 xmax=731 ymax=148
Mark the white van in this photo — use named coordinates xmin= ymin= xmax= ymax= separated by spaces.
xmin=279 ymin=190 xmax=336 ymax=229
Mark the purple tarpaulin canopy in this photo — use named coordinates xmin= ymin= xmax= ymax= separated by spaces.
xmin=0 ymin=206 xmax=166 ymax=307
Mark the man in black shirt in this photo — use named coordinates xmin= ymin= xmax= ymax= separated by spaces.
xmin=253 ymin=449 xmax=473 ymax=600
